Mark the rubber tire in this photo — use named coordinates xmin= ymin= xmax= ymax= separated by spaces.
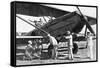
xmin=72 ymin=43 xmax=78 ymax=54
xmin=48 ymin=45 xmax=55 ymax=58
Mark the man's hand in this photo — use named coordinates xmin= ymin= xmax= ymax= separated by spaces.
xmin=47 ymin=34 xmax=51 ymax=36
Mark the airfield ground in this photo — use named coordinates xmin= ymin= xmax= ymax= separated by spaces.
xmin=16 ymin=40 xmax=97 ymax=65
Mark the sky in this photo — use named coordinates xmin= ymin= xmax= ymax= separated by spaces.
xmin=16 ymin=5 xmax=96 ymax=33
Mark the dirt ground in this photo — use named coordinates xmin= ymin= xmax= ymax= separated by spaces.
xmin=16 ymin=39 xmax=97 ymax=65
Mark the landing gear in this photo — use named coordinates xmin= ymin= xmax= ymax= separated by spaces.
xmin=48 ymin=44 xmax=57 ymax=59
xmin=48 ymin=43 xmax=78 ymax=59
xmin=72 ymin=43 xmax=78 ymax=54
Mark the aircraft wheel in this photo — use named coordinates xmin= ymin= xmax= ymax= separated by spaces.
xmin=48 ymin=44 xmax=55 ymax=58
xmin=73 ymin=43 xmax=78 ymax=54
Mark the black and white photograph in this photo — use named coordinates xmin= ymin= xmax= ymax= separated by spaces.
xmin=11 ymin=1 xmax=97 ymax=66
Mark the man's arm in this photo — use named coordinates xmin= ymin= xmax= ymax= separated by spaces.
xmin=64 ymin=36 xmax=71 ymax=39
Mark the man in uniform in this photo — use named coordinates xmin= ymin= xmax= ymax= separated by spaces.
xmin=86 ymin=32 xmax=94 ymax=59
xmin=65 ymin=31 xmax=73 ymax=60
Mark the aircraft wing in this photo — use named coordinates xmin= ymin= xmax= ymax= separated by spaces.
xmin=16 ymin=2 xmax=69 ymax=18
xmin=16 ymin=2 xmax=97 ymax=37
xmin=16 ymin=36 xmax=43 ymax=38
xmin=26 ymin=12 xmax=85 ymax=37
xmin=16 ymin=2 xmax=96 ymax=20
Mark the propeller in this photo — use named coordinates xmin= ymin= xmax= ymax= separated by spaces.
xmin=76 ymin=6 xmax=95 ymax=36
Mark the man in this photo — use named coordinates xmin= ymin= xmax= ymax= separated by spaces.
xmin=24 ymin=40 xmax=35 ymax=60
xmin=47 ymin=34 xmax=58 ymax=59
xmin=86 ymin=32 xmax=94 ymax=59
xmin=34 ymin=39 xmax=42 ymax=59
xmin=64 ymin=31 xmax=73 ymax=60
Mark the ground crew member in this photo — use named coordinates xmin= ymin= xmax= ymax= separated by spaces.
xmin=34 ymin=39 xmax=42 ymax=59
xmin=86 ymin=32 xmax=94 ymax=59
xmin=47 ymin=34 xmax=58 ymax=59
xmin=65 ymin=31 xmax=73 ymax=60
xmin=24 ymin=40 xmax=35 ymax=60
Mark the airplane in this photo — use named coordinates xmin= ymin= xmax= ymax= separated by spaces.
xmin=16 ymin=3 xmax=97 ymax=57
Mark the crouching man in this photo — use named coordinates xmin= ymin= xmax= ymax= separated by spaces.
xmin=64 ymin=31 xmax=73 ymax=60
xmin=33 ymin=39 xmax=42 ymax=59
xmin=24 ymin=40 xmax=35 ymax=60
xmin=24 ymin=40 xmax=42 ymax=60
xmin=47 ymin=34 xmax=58 ymax=59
